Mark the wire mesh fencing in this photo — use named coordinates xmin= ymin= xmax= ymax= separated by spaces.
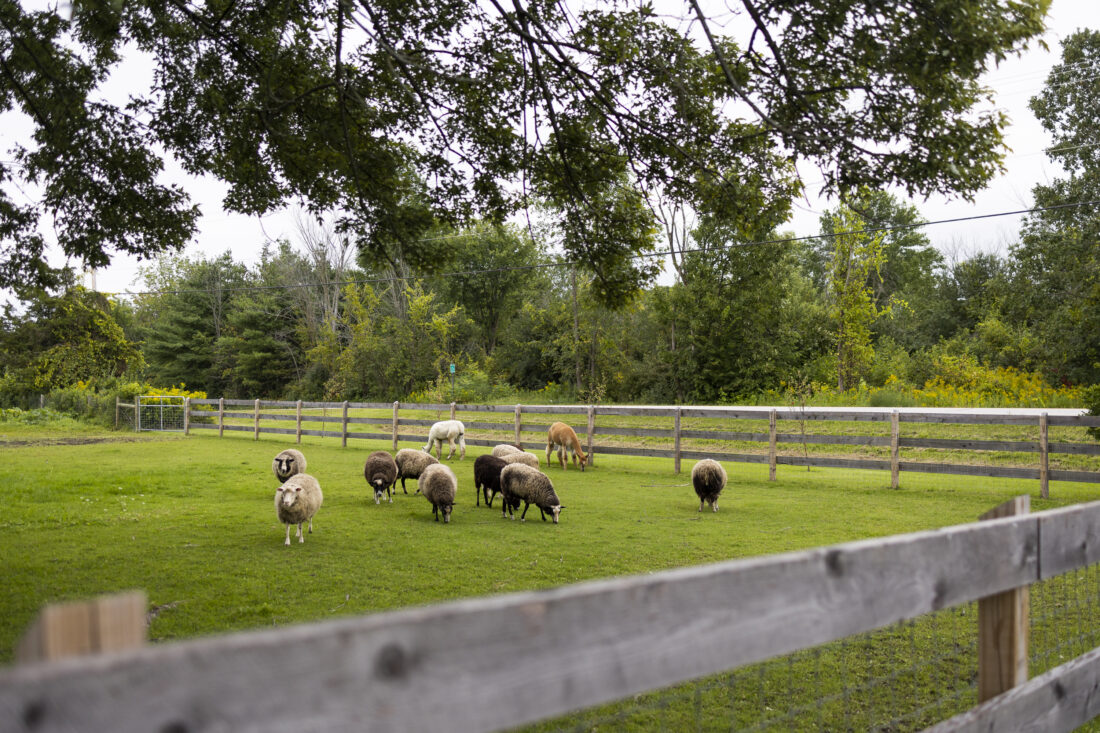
xmin=512 ymin=560 xmax=1100 ymax=733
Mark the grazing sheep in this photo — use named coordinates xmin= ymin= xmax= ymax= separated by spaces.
xmin=272 ymin=448 xmax=307 ymax=482
xmin=474 ymin=454 xmax=508 ymax=507
xmin=364 ymin=451 xmax=399 ymax=504
xmin=491 ymin=444 xmax=522 ymax=458
xmin=275 ymin=474 xmax=323 ymax=546
xmin=691 ymin=459 xmax=727 ymax=513
xmin=501 ymin=451 xmax=540 ymax=468
xmin=393 ymin=448 xmax=439 ymax=494
xmin=424 ymin=419 xmax=467 ymax=460
xmin=500 ymin=463 xmax=565 ymax=523
xmin=546 ymin=422 xmax=587 ymax=471
xmin=419 ymin=463 xmax=457 ymax=523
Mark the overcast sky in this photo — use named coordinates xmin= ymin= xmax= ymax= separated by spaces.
xmin=7 ymin=0 xmax=1100 ymax=297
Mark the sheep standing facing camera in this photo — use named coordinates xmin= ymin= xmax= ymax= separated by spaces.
xmin=691 ymin=459 xmax=727 ymax=512
xmin=275 ymin=474 xmax=323 ymax=546
xmin=393 ymin=448 xmax=439 ymax=494
xmin=365 ymin=451 xmax=399 ymax=504
xmin=418 ymin=463 xmax=457 ymax=523
xmin=272 ymin=448 xmax=307 ymax=482
xmin=500 ymin=463 xmax=564 ymax=523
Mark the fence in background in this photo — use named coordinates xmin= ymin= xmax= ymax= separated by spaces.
xmin=3 ymin=498 xmax=1099 ymax=732
xmin=178 ymin=399 xmax=1100 ymax=497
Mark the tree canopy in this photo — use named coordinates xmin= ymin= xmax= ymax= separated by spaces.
xmin=1 ymin=0 xmax=1050 ymax=302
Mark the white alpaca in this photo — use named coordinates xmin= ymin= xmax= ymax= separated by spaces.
xmin=424 ymin=419 xmax=466 ymax=460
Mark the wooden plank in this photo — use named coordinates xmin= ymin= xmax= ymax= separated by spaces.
xmin=923 ymin=646 xmax=1100 ymax=733
xmin=1047 ymin=469 xmax=1100 ymax=483
xmin=189 ymin=423 xmax=217 ymax=430
xmin=345 ymin=432 xmax=396 ymax=442
xmin=217 ymin=398 xmax=224 ymax=438
xmin=16 ymin=592 xmax=146 ymax=664
xmin=778 ymin=456 xmax=892 ymax=471
xmin=296 ymin=401 xmax=302 ymax=445
xmin=1036 ymin=501 xmax=1100 ymax=579
xmin=594 ymin=406 xmax=675 ymax=417
xmin=900 ymin=437 xmax=1039 ymax=452
xmin=183 ymin=397 xmax=190 ymax=436
xmin=1047 ymin=414 xmax=1100 ymax=427
xmin=677 ymin=450 xmax=769 ymax=464
xmin=593 ymin=445 xmax=678 ymax=459
xmin=978 ymin=496 xmax=1030 ymax=703
xmin=342 ymin=402 xmax=349 ymax=448
xmin=898 ymin=462 xmax=1040 ymax=480
xmin=900 ymin=413 xmax=1041 ymax=426
xmin=586 ymin=405 xmax=595 ymax=468
xmin=514 ymin=404 xmax=522 ymax=448
xmin=0 ymin=513 xmax=1045 ymax=733
xmin=1048 ymin=442 xmax=1100 ymax=456
xmin=253 ymin=399 xmax=260 ymax=441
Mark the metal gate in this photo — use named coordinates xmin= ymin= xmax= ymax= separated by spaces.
xmin=136 ymin=395 xmax=185 ymax=432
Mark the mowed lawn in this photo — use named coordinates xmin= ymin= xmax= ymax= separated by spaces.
xmin=2 ymin=425 xmax=1098 ymax=664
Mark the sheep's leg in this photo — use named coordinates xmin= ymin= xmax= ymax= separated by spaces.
xmin=699 ymin=499 xmax=704 ymax=512
xmin=297 ymin=523 xmax=304 ymax=543
xmin=539 ymin=507 xmax=547 ymax=521
xmin=308 ymin=517 xmax=314 ymax=533
xmin=400 ymin=477 xmax=408 ymax=494
xmin=284 ymin=524 xmax=291 ymax=546
xmin=712 ymin=500 xmax=718 ymax=513
xmin=520 ymin=502 xmax=531 ymax=521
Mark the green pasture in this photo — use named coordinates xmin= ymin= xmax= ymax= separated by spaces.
xmin=3 ymin=423 xmax=1099 ymax=729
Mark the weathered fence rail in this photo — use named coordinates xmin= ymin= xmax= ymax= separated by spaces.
xmin=180 ymin=399 xmax=1100 ymax=495
xmin=3 ymin=500 xmax=1099 ymax=733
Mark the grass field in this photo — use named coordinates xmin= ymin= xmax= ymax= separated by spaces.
xmin=3 ymin=421 xmax=1099 ymax=729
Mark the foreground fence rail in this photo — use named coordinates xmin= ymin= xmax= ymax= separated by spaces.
xmin=3 ymin=500 xmax=1099 ymax=733
xmin=180 ymin=399 xmax=1100 ymax=495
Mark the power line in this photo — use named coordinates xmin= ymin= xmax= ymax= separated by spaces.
xmin=103 ymin=199 xmax=1100 ymax=299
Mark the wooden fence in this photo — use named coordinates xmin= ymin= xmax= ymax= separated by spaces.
xmin=179 ymin=399 xmax=1100 ymax=497
xmin=3 ymin=499 xmax=1099 ymax=732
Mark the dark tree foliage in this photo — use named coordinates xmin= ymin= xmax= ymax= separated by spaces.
xmin=1 ymin=0 xmax=1049 ymax=303
xmin=1012 ymin=29 xmax=1100 ymax=384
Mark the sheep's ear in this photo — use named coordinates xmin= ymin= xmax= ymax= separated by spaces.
xmin=558 ymin=505 xmax=566 ymax=511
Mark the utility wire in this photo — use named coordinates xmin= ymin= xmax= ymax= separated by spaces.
xmin=102 ymin=198 xmax=1100 ymax=299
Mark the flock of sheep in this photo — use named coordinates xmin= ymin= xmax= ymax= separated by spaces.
xmin=271 ymin=419 xmax=729 ymax=545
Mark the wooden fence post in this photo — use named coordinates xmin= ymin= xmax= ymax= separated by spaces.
xmin=978 ymin=495 xmax=1030 ymax=703
xmin=768 ymin=409 xmax=777 ymax=482
xmin=392 ymin=401 xmax=400 ymax=451
xmin=342 ymin=401 xmax=349 ymax=448
xmin=115 ymin=396 xmax=120 ymax=429
xmin=15 ymin=591 xmax=147 ymax=664
xmin=217 ymin=398 xmax=224 ymax=437
xmin=587 ymin=404 xmax=595 ymax=468
xmin=514 ymin=404 xmax=522 ymax=448
xmin=134 ymin=399 xmax=139 ymax=432
xmin=891 ymin=411 xmax=900 ymax=489
xmin=253 ymin=399 xmax=260 ymax=440
xmin=183 ymin=397 xmax=190 ymax=436
xmin=296 ymin=401 xmax=302 ymax=444
xmin=673 ymin=406 xmax=682 ymax=475
xmin=1039 ymin=412 xmax=1049 ymax=500
xmin=450 ymin=401 xmax=456 ymax=420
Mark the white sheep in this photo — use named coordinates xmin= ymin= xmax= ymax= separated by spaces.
xmin=272 ymin=448 xmax=307 ymax=483
xmin=275 ymin=473 xmax=323 ymax=546
xmin=491 ymin=444 xmax=522 ymax=458
xmin=424 ymin=419 xmax=466 ymax=460
xmin=501 ymin=451 xmax=540 ymax=468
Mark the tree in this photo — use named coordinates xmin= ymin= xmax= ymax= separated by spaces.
xmin=0 ymin=285 xmax=144 ymax=395
xmin=821 ymin=203 xmax=888 ymax=391
xmin=1010 ymin=29 xmax=1100 ymax=384
xmin=1 ymin=0 xmax=1049 ymax=301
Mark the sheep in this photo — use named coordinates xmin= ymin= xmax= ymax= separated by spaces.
xmin=272 ymin=448 xmax=307 ymax=483
xmin=364 ymin=451 xmax=399 ymax=504
xmin=499 ymin=463 xmax=564 ymax=523
xmin=393 ymin=448 xmax=439 ymax=494
xmin=474 ymin=454 xmax=508 ymax=507
xmin=275 ymin=473 xmax=323 ymax=546
xmin=491 ymin=444 xmax=522 ymax=458
xmin=546 ymin=422 xmax=588 ymax=471
xmin=691 ymin=459 xmax=727 ymax=513
xmin=501 ymin=451 xmax=540 ymax=468
xmin=418 ymin=463 xmax=457 ymax=523
xmin=424 ymin=419 xmax=467 ymax=460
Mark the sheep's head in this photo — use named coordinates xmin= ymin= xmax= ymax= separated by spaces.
xmin=440 ymin=502 xmax=453 ymax=523
xmin=372 ymin=479 xmax=387 ymax=504
xmin=277 ymin=484 xmax=302 ymax=507
xmin=550 ymin=504 xmax=564 ymax=523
